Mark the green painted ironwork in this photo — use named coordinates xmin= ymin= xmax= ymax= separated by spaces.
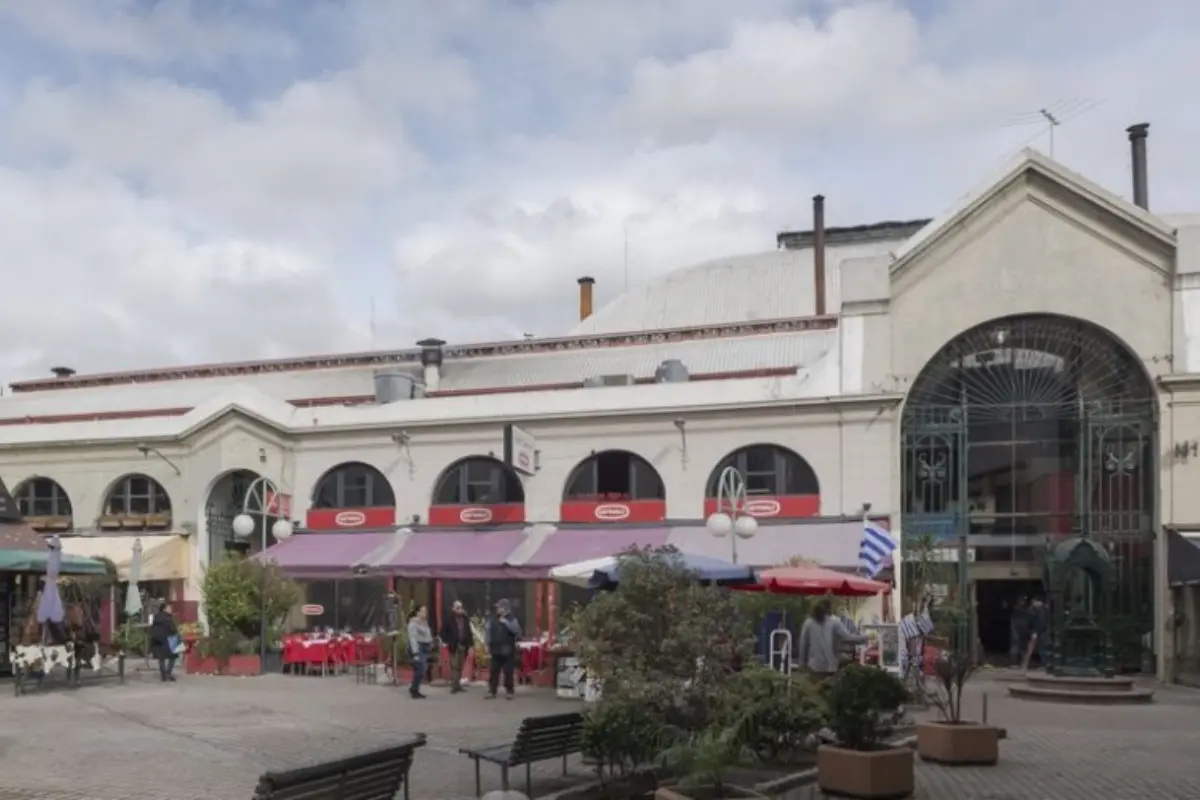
xmin=900 ymin=314 xmax=1156 ymax=669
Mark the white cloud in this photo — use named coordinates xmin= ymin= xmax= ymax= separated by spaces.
xmin=0 ymin=0 xmax=1198 ymax=382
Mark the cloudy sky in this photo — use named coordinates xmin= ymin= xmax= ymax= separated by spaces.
xmin=1 ymin=0 xmax=1196 ymax=383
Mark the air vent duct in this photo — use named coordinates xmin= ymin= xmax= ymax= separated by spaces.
xmin=654 ymin=359 xmax=689 ymax=383
xmin=373 ymin=369 xmax=415 ymax=404
xmin=584 ymin=374 xmax=635 ymax=388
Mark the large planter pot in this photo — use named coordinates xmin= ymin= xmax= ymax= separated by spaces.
xmin=916 ymin=721 xmax=1000 ymax=766
xmin=817 ymin=745 xmax=913 ymax=799
xmin=184 ymin=652 xmax=263 ymax=677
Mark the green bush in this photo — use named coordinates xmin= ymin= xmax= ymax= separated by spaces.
xmin=721 ymin=666 xmax=825 ymax=763
xmin=200 ymin=555 xmax=301 ymax=666
xmin=825 ymin=664 xmax=908 ymax=751
xmin=582 ymin=690 xmax=670 ymax=778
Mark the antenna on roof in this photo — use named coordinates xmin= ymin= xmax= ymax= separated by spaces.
xmin=369 ymin=298 xmax=377 ymax=350
xmin=998 ymin=97 xmax=1105 ymax=160
xmin=623 ymin=222 xmax=630 ymax=292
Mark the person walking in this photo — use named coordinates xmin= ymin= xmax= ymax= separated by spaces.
xmin=407 ymin=605 xmax=433 ymax=699
xmin=148 ymin=601 xmax=180 ymax=683
xmin=1023 ymin=595 xmax=1049 ymax=672
xmin=485 ymin=599 xmax=521 ymax=700
xmin=797 ymin=599 xmax=868 ymax=681
xmin=441 ymin=600 xmax=475 ymax=693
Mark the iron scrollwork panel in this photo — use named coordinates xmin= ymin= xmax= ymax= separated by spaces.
xmin=1082 ymin=412 xmax=1155 ymax=666
xmin=902 ymin=406 xmax=969 ymax=559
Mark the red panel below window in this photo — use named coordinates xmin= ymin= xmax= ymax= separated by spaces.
xmin=305 ymin=507 xmax=397 ymax=531
xmin=427 ymin=503 xmax=526 ymax=527
xmin=703 ymin=494 xmax=820 ymax=519
xmin=559 ymin=499 xmax=667 ymax=524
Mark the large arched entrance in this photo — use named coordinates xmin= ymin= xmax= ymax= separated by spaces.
xmin=901 ymin=314 xmax=1156 ymax=669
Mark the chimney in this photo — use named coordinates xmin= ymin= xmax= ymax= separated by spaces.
xmin=416 ymin=338 xmax=446 ymax=393
xmin=577 ymin=276 xmax=595 ymax=321
xmin=50 ymin=366 xmax=76 ymax=379
xmin=812 ymin=195 xmax=826 ymax=316
xmin=1127 ymin=123 xmax=1149 ymax=211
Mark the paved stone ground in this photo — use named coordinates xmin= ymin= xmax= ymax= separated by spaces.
xmin=0 ymin=671 xmax=1198 ymax=799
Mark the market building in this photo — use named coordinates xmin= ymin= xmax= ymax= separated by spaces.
xmin=3 ymin=129 xmax=1200 ymax=682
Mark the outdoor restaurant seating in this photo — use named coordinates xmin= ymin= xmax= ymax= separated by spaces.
xmin=280 ymin=632 xmax=383 ymax=676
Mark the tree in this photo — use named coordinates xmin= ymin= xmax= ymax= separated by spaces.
xmin=569 ymin=546 xmax=755 ymax=731
xmin=201 ymin=556 xmax=300 ymax=642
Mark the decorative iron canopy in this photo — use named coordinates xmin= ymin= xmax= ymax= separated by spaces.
xmin=905 ymin=315 xmax=1154 ymax=417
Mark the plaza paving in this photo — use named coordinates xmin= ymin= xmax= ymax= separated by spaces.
xmin=0 ymin=671 xmax=1197 ymax=799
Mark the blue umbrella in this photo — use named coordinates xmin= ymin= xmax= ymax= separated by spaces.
xmin=587 ymin=551 xmax=755 ymax=590
xmin=36 ymin=534 xmax=65 ymax=626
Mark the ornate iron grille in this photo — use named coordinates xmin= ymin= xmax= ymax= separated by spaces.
xmin=901 ymin=314 xmax=1157 ymax=667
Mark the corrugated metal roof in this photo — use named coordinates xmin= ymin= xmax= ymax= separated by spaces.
xmin=438 ymin=329 xmax=836 ymax=391
xmin=571 ymin=238 xmax=903 ymax=336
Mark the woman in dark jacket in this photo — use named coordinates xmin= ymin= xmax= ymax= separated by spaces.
xmin=148 ymin=602 xmax=179 ymax=682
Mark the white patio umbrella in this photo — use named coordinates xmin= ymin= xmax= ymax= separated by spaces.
xmin=548 ymin=556 xmax=622 ymax=589
xmin=124 ymin=538 xmax=144 ymax=619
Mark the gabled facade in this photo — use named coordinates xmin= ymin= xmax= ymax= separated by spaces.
xmin=5 ymin=141 xmax=1200 ymax=681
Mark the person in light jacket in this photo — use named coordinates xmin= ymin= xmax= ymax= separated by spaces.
xmin=407 ymin=606 xmax=433 ymax=699
xmin=485 ymin=599 xmax=521 ymax=700
xmin=797 ymin=599 xmax=867 ymax=680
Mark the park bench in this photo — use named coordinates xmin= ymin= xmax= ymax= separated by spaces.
xmin=459 ymin=712 xmax=584 ymax=797
xmin=252 ymin=733 xmax=426 ymax=800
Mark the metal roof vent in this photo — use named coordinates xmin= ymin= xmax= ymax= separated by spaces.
xmin=373 ymin=368 xmax=415 ymax=404
xmin=654 ymin=359 xmax=689 ymax=384
xmin=585 ymin=374 xmax=635 ymax=387
xmin=50 ymin=366 xmax=76 ymax=379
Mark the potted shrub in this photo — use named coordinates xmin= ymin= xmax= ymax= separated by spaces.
xmin=916 ymin=650 xmax=1000 ymax=765
xmin=198 ymin=556 xmax=301 ymax=675
xmin=817 ymin=664 xmax=913 ymax=799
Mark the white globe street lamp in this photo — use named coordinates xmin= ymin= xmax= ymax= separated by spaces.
xmin=231 ymin=476 xmax=293 ymax=674
xmin=272 ymin=518 xmax=295 ymax=541
xmin=232 ymin=513 xmax=255 ymax=539
xmin=706 ymin=466 xmax=757 ymax=564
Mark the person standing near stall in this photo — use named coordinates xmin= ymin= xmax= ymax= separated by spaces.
xmin=798 ymin=599 xmax=868 ymax=681
xmin=441 ymin=600 xmax=475 ymax=694
xmin=407 ymin=605 xmax=433 ymax=699
xmin=485 ymin=599 xmax=521 ymax=700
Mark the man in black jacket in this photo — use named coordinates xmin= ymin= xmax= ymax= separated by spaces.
xmin=440 ymin=600 xmax=475 ymax=693
xmin=486 ymin=599 xmax=521 ymax=700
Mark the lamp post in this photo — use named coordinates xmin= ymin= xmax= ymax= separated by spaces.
xmin=231 ymin=477 xmax=294 ymax=674
xmin=705 ymin=466 xmax=759 ymax=564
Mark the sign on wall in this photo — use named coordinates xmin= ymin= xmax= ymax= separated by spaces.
xmin=702 ymin=494 xmax=819 ymax=519
xmin=427 ymin=503 xmax=526 ymax=527
xmin=305 ymin=507 xmax=396 ymax=531
xmin=503 ymin=424 xmax=538 ymax=476
xmin=559 ymin=500 xmax=667 ymax=524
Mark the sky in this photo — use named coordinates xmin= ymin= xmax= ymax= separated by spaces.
xmin=1 ymin=0 xmax=1197 ymax=383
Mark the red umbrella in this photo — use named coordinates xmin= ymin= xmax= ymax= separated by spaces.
xmin=735 ymin=564 xmax=889 ymax=597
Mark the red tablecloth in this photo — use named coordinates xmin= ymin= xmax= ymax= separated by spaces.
xmin=282 ymin=636 xmax=381 ymax=668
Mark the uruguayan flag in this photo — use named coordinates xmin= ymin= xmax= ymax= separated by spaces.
xmin=858 ymin=519 xmax=897 ymax=578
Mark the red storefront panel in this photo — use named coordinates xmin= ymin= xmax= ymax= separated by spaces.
xmin=559 ymin=499 xmax=667 ymax=524
xmin=702 ymin=494 xmax=820 ymax=519
xmin=427 ymin=503 xmax=526 ymax=527
xmin=305 ymin=507 xmax=397 ymax=531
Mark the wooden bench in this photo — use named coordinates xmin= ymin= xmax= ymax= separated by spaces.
xmin=459 ymin=712 xmax=583 ymax=797
xmin=252 ymin=734 xmax=426 ymax=800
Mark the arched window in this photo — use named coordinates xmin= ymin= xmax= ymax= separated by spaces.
xmin=563 ymin=450 xmax=665 ymax=502
xmin=433 ymin=457 xmax=525 ymax=506
xmin=105 ymin=474 xmax=171 ymax=516
xmin=312 ymin=462 xmax=396 ymax=509
xmin=707 ymin=445 xmax=820 ymax=498
xmin=15 ymin=477 xmax=73 ymax=518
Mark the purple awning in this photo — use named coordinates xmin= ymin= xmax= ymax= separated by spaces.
xmin=380 ymin=528 xmax=532 ymax=579
xmin=665 ymin=520 xmax=870 ymax=569
xmin=262 ymin=532 xmax=393 ymax=578
xmin=522 ymin=526 xmax=671 ymax=572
